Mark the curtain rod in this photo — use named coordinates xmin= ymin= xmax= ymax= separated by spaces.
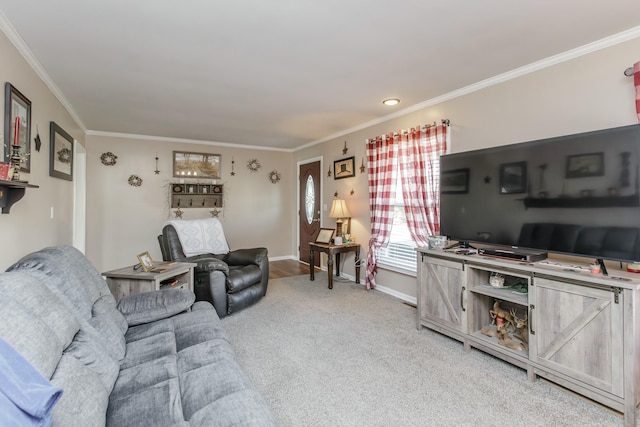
xmin=365 ymin=119 xmax=450 ymax=143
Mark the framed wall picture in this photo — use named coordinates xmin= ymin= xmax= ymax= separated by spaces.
xmin=49 ymin=122 xmax=73 ymax=181
xmin=441 ymin=168 xmax=469 ymax=194
xmin=4 ymin=83 xmax=31 ymax=172
xmin=499 ymin=161 xmax=527 ymax=194
xmin=565 ymin=152 xmax=604 ymax=178
xmin=334 ymin=156 xmax=355 ymax=179
xmin=136 ymin=251 xmax=156 ymax=272
xmin=173 ymin=151 xmax=221 ymax=179
xmin=316 ymin=228 xmax=335 ymax=244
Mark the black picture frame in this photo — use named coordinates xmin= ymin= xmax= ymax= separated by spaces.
xmin=334 ymin=156 xmax=355 ymax=179
xmin=441 ymin=168 xmax=469 ymax=194
xmin=4 ymin=83 xmax=31 ymax=172
xmin=49 ymin=122 xmax=73 ymax=181
xmin=499 ymin=161 xmax=527 ymax=194
xmin=173 ymin=151 xmax=221 ymax=179
xmin=565 ymin=152 xmax=604 ymax=178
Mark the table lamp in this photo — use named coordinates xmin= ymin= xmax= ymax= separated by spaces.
xmin=329 ymin=199 xmax=350 ymax=239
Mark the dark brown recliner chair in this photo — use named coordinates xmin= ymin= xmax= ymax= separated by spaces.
xmin=158 ymin=223 xmax=269 ymax=318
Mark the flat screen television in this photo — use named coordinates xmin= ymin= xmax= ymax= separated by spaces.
xmin=439 ymin=124 xmax=640 ymax=264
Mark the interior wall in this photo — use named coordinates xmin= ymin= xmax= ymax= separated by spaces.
xmin=293 ymin=37 xmax=640 ymax=300
xmin=85 ymin=134 xmax=293 ymax=272
xmin=0 ymin=30 xmax=84 ymax=270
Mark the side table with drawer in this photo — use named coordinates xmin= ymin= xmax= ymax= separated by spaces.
xmin=102 ymin=261 xmax=196 ymax=300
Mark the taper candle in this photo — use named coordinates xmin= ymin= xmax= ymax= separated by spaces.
xmin=13 ymin=117 xmax=20 ymax=146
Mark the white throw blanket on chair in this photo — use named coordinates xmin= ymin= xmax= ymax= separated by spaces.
xmin=165 ymin=218 xmax=230 ymax=256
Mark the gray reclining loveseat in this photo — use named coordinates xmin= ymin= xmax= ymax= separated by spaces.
xmin=0 ymin=245 xmax=277 ymax=426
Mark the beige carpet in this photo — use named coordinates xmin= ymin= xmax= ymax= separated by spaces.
xmin=222 ymin=275 xmax=622 ymax=426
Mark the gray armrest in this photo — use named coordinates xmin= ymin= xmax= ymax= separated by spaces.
xmin=116 ymin=288 xmax=195 ymax=326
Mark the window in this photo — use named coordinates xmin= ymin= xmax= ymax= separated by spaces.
xmin=377 ymin=178 xmax=417 ymax=274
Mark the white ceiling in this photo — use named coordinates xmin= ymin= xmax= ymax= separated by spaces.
xmin=1 ymin=1 xmax=640 ymax=150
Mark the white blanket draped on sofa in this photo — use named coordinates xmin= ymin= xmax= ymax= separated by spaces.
xmin=165 ymin=218 xmax=230 ymax=256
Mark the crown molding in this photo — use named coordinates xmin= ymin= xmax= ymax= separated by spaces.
xmin=85 ymin=130 xmax=294 ymax=152
xmin=2 ymin=8 xmax=638 ymax=153
xmin=295 ymin=25 xmax=640 ymax=152
xmin=0 ymin=10 xmax=87 ymax=132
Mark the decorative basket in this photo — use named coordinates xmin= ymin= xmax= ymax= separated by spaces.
xmin=489 ymin=273 xmax=505 ymax=288
xmin=428 ymin=235 xmax=447 ymax=250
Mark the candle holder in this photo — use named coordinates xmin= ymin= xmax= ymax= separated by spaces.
xmin=10 ymin=144 xmax=22 ymax=181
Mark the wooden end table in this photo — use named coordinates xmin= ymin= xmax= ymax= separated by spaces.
xmin=102 ymin=261 xmax=196 ymax=300
xmin=309 ymin=242 xmax=361 ymax=289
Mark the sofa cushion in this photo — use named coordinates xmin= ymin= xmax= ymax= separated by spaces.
xmin=107 ymin=376 xmax=189 ymax=427
xmin=50 ymin=354 xmax=109 ymax=426
xmin=7 ymin=247 xmax=99 ymax=321
xmin=117 ymin=288 xmax=195 ymax=326
xmin=189 ymin=389 xmax=278 ymax=426
xmin=0 ymin=296 xmax=62 ymax=378
xmin=0 ymin=271 xmax=79 ymax=350
xmin=64 ymin=325 xmax=120 ymax=392
xmin=88 ymin=314 xmax=127 ymax=360
xmin=93 ymin=293 xmax=128 ymax=335
xmin=108 ymin=306 xmax=246 ymax=425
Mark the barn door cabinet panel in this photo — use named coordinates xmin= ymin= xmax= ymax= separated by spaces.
xmin=170 ymin=183 xmax=223 ymax=209
xmin=416 ymin=247 xmax=640 ymax=427
xmin=417 ymin=254 xmax=467 ymax=337
xmin=531 ymin=276 xmax=623 ymax=398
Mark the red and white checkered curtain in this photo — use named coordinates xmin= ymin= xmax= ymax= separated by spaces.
xmin=635 ymin=61 xmax=640 ymax=122
xmin=365 ymin=135 xmax=398 ymax=289
xmin=398 ymin=122 xmax=448 ymax=247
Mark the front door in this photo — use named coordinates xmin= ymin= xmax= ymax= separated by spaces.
xmin=299 ymin=160 xmax=321 ymax=266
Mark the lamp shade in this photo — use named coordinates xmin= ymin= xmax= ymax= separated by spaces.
xmin=329 ymin=199 xmax=350 ymax=218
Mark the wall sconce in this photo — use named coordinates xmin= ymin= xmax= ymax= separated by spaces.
xmin=329 ymin=198 xmax=351 ymax=238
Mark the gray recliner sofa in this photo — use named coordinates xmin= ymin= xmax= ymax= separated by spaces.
xmin=0 ymin=245 xmax=277 ymax=426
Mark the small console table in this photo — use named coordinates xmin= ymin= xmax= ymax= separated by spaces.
xmin=103 ymin=261 xmax=196 ymax=300
xmin=309 ymin=242 xmax=360 ymax=289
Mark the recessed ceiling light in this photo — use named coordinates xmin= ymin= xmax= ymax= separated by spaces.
xmin=382 ymin=98 xmax=400 ymax=106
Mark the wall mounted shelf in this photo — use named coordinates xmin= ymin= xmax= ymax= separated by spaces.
xmin=170 ymin=183 xmax=223 ymax=209
xmin=0 ymin=180 xmax=39 ymax=214
xmin=522 ymin=194 xmax=639 ymax=209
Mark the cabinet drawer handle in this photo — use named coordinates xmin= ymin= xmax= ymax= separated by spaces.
xmin=529 ymin=304 xmax=535 ymax=335
xmin=460 ymin=286 xmax=466 ymax=312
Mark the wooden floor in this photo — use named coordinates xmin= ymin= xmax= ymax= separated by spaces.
xmin=269 ymin=259 xmax=319 ymax=279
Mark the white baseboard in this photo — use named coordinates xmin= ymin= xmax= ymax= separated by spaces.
xmin=269 ymin=255 xmax=297 ymax=261
xmin=272 ymin=256 xmax=417 ymax=306
xmin=373 ymin=284 xmax=417 ymax=306
xmin=338 ymin=272 xmax=417 ymax=306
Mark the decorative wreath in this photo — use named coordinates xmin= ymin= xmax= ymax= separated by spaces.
xmin=247 ymin=158 xmax=261 ymax=173
xmin=57 ymin=148 xmax=72 ymax=164
xmin=268 ymin=170 xmax=281 ymax=184
xmin=128 ymin=175 xmax=143 ymax=187
xmin=100 ymin=152 xmax=118 ymax=166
